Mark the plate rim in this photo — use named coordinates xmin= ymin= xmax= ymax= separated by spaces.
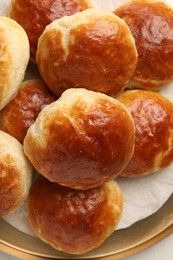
xmin=0 ymin=224 xmax=173 ymax=260
xmin=0 ymin=193 xmax=173 ymax=260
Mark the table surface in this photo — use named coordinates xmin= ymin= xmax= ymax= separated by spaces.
xmin=0 ymin=233 xmax=173 ymax=260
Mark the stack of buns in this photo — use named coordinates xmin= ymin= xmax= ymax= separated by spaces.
xmin=0 ymin=0 xmax=173 ymax=255
xmin=24 ymin=88 xmax=132 ymax=253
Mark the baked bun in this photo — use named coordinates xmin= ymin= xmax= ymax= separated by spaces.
xmin=24 ymin=88 xmax=135 ymax=190
xmin=9 ymin=0 xmax=93 ymax=62
xmin=0 ymin=131 xmax=32 ymax=216
xmin=117 ymin=90 xmax=173 ymax=177
xmin=27 ymin=177 xmax=123 ymax=254
xmin=114 ymin=0 xmax=173 ymax=90
xmin=0 ymin=16 xmax=29 ymax=111
xmin=0 ymin=79 xmax=57 ymax=144
xmin=36 ymin=9 xmax=138 ymax=97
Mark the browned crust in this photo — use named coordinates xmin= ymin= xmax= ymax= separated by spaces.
xmin=24 ymin=89 xmax=135 ymax=190
xmin=118 ymin=90 xmax=173 ymax=177
xmin=114 ymin=0 xmax=173 ymax=90
xmin=9 ymin=0 xmax=93 ymax=62
xmin=0 ymin=79 xmax=56 ymax=143
xmin=36 ymin=10 xmax=138 ymax=96
xmin=27 ymin=177 xmax=123 ymax=254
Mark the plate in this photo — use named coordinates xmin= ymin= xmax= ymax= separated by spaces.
xmin=0 ymin=0 xmax=173 ymax=259
xmin=0 ymin=193 xmax=173 ymax=259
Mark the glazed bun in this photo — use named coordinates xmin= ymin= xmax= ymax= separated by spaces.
xmin=117 ymin=90 xmax=173 ymax=177
xmin=0 ymin=131 xmax=32 ymax=216
xmin=0 ymin=79 xmax=56 ymax=144
xmin=27 ymin=177 xmax=123 ymax=254
xmin=0 ymin=16 xmax=29 ymax=111
xmin=36 ymin=9 xmax=138 ymax=97
xmin=9 ymin=0 xmax=93 ymax=62
xmin=24 ymin=88 xmax=135 ymax=190
xmin=114 ymin=0 xmax=173 ymax=90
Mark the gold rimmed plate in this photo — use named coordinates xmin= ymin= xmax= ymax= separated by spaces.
xmin=0 ymin=193 xmax=173 ymax=260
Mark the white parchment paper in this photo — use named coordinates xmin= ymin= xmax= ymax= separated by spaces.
xmin=1 ymin=0 xmax=173 ymax=235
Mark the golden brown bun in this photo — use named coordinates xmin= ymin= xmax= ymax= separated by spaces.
xmin=27 ymin=177 xmax=123 ymax=254
xmin=0 ymin=131 xmax=33 ymax=216
xmin=114 ymin=0 xmax=173 ymax=90
xmin=0 ymin=79 xmax=57 ymax=144
xmin=117 ymin=90 xmax=173 ymax=177
xmin=36 ymin=9 xmax=138 ymax=97
xmin=24 ymin=88 xmax=135 ymax=190
xmin=9 ymin=0 xmax=93 ymax=62
xmin=0 ymin=16 xmax=29 ymax=111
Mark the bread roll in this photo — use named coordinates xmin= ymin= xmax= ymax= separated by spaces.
xmin=117 ymin=90 xmax=173 ymax=177
xmin=9 ymin=0 xmax=93 ymax=62
xmin=27 ymin=177 xmax=123 ymax=254
xmin=0 ymin=79 xmax=57 ymax=143
xmin=0 ymin=16 xmax=29 ymax=111
xmin=24 ymin=88 xmax=135 ymax=190
xmin=36 ymin=9 xmax=138 ymax=97
xmin=0 ymin=131 xmax=33 ymax=216
xmin=114 ymin=0 xmax=173 ymax=90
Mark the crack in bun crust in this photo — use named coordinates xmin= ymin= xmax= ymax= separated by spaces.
xmin=36 ymin=9 xmax=138 ymax=96
xmin=9 ymin=0 xmax=93 ymax=62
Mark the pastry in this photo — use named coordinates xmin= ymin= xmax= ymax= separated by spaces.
xmin=114 ymin=0 xmax=173 ymax=90
xmin=27 ymin=177 xmax=123 ymax=254
xmin=117 ymin=90 xmax=173 ymax=176
xmin=36 ymin=9 xmax=138 ymax=96
xmin=0 ymin=16 xmax=29 ymax=110
xmin=9 ymin=0 xmax=93 ymax=62
xmin=0 ymin=131 xmax=32 ymax=216
xmin=24 ymin=88 xmax=135 ymax=189
xmin=0 ymin=79 xmax=56 ymax=143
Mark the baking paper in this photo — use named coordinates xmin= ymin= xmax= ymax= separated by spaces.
xmin=1 ymin=0 xmax=173 ymax=235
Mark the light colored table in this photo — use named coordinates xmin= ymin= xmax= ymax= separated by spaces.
xmin=0 ymin=233 xmax=173 ymax=260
